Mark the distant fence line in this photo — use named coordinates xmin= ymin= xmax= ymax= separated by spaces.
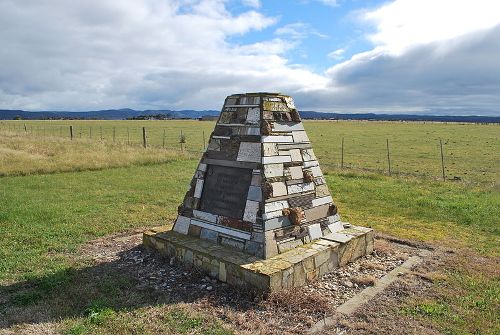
xmin=0 ymin=121 xmax=495 ymax=183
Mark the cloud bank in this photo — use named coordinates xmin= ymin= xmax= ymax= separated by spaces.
xmin=0 ymin=0 xmax=499 ymax=115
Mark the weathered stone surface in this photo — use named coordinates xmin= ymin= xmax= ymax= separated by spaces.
xmin=237 ymin=142 xmax=261 ymax=163
xmin=194 ymin=179 xmax=204 ymax=198
xmin=264 ymin=216 xmax=291 ymax=230
xmin=264 ymin=200 xmax=289 ymax=213
xmin=264 ymin=163 xmax=283 ymax=178
xmin=277 ymin=238 xmax=303 ymax=253
xmin=168 ymin=92 xmax=373 ymax=262
xmin=173 ymin=216 xmax=190 ymax=235
xmin=327 ymin=221 xmax=344 ymax=233
xmin=262 ymin=135 xmax=293 ymax=143
xmin=304 ymin=204 xmax=330 ymax=222
xmin=288 ymin=182 xmax=315 ymax=194
xmin=220 ymin=236 xmax=245 ymax=251
xmin=292 ymin=131 xmax=309 ymax=143
xmin=243 ymin=200 xmax=260 ymax=223
xmin=288 ymin=166 xmax=303 ymax=180
xmin=200 ymin=228 xmax=219 ymax=242
xmin=308 ymin=223 xmax=323 ymax=240
xmin=312 ymin=195 xmax=333 ymax=207
xmin=192 ymin=210 xmax=218 ymax=223
xmin=315 ymin=184 xmax=330 ymax=197
xmin=263 ymin=142 xmax=279 ymax=156
xmin=246 ymin=107 xmax=260 ymax=124
xmin=270 ymin=181 xmax=287 ymax=197
xmin=247 ymin=185 xmax=262 ymax=202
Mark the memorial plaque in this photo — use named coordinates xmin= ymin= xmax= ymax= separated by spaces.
xmin=200 ymin=165 xmax=253 ymax=219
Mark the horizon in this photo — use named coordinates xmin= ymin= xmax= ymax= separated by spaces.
xmin=2 ymin=107 xmax=500 ymax=119
xmin=1 ymin=1 xmax=500 ymax=116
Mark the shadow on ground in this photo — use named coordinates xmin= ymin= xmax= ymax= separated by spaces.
xmin=0 ymin=243 xmax=256 ymax=331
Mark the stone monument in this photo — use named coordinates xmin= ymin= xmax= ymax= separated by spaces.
xmin=144 ymin=93 xmax=374 ymax=292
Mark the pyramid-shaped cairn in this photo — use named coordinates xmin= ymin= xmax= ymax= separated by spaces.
xmin=173 ymin=92 xmax=344 ymax=259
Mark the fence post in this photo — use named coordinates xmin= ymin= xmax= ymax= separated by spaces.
xmin=113 ymin=127 xmax=116 ymax=143
xmin=440 ymin=139 xmax=446 ymax=181
xmin=24 ymin=124 xmax=27 ymax=133
xmin=100 ymin=126 xmax=103 ymax=140
xmin=162 ymin=129 xmax=166 ymax=148
xmin=203 ymin=131 xmax=206 ymax=150
xmin=70 ymin=125 xmax=73 ymax=140
xmin=127 ymin=127 xmax=130 ymax=145
xmin=341 ymin=137 xmax=344 ymax=169
xmin=180 ymin=130 xmax=185 ymax=152
xmin=386 ymin=138 xmax=391 ymax=176
xmin=90 ymin=126 xmax=92 ymax=139
xmin=142 ymin=127 xmax=147 ymax=148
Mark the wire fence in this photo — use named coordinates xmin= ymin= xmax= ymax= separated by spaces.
xmin=1 ymin=120 xmax=498 ymax=184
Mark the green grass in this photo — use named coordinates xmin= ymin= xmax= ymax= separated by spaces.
xmin=0 ymin=120 xmax=498 ymax=334
xmin=0 ymin=160 xmax=193 ymax=282
xmin=1 ymin=161 xmax=498 ymax=283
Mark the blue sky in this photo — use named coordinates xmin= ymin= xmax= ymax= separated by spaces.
xmin=0 ymin=0 xmax=500 ymax=115
xmin=227 ymin=0 xmax=380 ymax=72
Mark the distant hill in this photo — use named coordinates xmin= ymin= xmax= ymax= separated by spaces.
xmin=0 ymin=108 xmax=499 ymax=123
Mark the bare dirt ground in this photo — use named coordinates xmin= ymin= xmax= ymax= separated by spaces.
xmin=0 ymin=229 xmax=458 ymax=334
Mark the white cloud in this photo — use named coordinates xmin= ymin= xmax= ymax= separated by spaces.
xmin=318 ymin=0 xmax=338 ymax=7
xmin=1 ymin=0 xmax=500 ymax=116
xmin=364 ymin=0 xmax=500 ymax=54
xmin=275 ymin=22 xmax=328 ymax=40
xmin=241 ymin=0 xmax=261 ymax=8
xmin=0 ymin=0 xmax=326 ymax=110
xmin=327 ymin=48 xmax=345 ymax=60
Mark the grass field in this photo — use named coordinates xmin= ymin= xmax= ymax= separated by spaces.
xmin=1 ymin=120 xmax=499 ymax=184
xmin=0 ymin=120 xmax=499 ymax=334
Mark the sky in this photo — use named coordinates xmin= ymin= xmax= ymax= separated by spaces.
xmin=0 ymin=0 xmax=499 ymax=115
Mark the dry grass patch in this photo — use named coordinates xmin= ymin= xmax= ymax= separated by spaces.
xmin=0 ymin=131 xmax=193 ymax=176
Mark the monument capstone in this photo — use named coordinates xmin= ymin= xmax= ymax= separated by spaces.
xmin=144 ymin=92 xmax=374 ymax=292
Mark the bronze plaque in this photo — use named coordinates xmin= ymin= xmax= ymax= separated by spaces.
xmin=199 ymin=165 xmax=253 ymax=219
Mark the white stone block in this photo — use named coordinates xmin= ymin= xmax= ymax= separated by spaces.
xmin=289 ymin=166 xmax=303 ymax=180
xmin=192 ymin=210 xmax=218 ymax=223
xmin=301 ymin=149 xmax=316 ymax=161
xmin=308 ymin=223 xmax=322 ymax=240
xmin=264 ymin=163 xmax=283 ymax=178
xmin=327 ymin=221 xmax=344 ymax=233
xmin=311 ymin=166 xmax=323 ymax=177
xmin=328 ymin=214 xmax=341 ymax=223
xmin=190 ymin=219 xmax=251 ymax=240
xmin=243 ymin=200 xmax=260 ymax=223
xmin=289 ymin=149 xmax=302 ymax=162
xmin=264 ymin=200 xmax=289 ymax=213
xmin=262 ymin=210 xmax=284 ymax=220
xmin=312 ymin=195 xmax=333 ymax=207
xmin=173 ymin=216 xmax=190 ymax=234
xmin=272 ymin=122 xmax=304 ymax=132
xmin=263 ymin=143 xmax=279 ymax=156
xmin=292 ymin=131 xmax=309 ymax=143
xmin=303 ymin=160 xmax=319 ymax=168
xmin=262 ymin=135 xmax=293 ymax=143
xmin=287 ymin=182 xmax=315 ymax=194
xmin=284 ymin=96 xmax=296 ymax=109
xmin=194 ymin=179 xmax=204 ymax=198
xmin=262 ymin=155 xmax=291 ymax=164
xmin=271 ymin=182 xmax=287 ymax=197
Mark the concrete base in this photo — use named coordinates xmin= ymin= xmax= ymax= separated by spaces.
xmin=143 ymin=225 xmax=374 ymax=292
